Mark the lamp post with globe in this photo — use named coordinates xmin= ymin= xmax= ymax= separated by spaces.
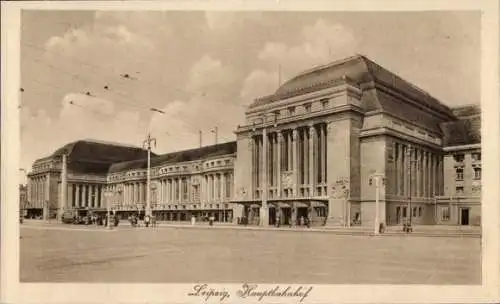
xmin=104 ymin=189 xmax=114 ymax=229
xmin=369 ymin=173 xmax=386 ymax=235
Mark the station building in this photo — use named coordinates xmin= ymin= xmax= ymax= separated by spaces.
xmin=25 ymin=54 xmax=481 ymax=227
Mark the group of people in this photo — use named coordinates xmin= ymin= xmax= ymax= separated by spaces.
xmin=71 ymin=213 xmax=119 ymax=227
xmin=128 ymin=214 xmax=157 ymax=229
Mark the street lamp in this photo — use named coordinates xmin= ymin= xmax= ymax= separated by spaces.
xmin=369 ymin=173 xmax=386 ymax=235
xmin=104 ymin=189 xmax=114 ymax=229
xmin=143 ymin=133 xmax=157 ymax=218
xmin=19 ymin=168 xmax=27 ymax=219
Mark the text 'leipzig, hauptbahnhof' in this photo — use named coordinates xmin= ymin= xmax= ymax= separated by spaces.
xmin=24 ymin=55 xmax=481 ymax=228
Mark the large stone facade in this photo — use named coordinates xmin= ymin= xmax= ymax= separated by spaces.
xmin=25 ymin=55 xmax=481 ymax=227
xmin=105 ymin=142 xmax=236 ymax=222
xmin=232 ymin=55 xmax=479 ymax=227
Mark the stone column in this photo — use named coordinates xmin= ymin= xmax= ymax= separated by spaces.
xmin=292 ymin=129 xmax=298 ymax=197
xmin=139 ymin=182 xmax=144 ymax=204
xmin=94 ymin=185 xmax=99 ymax=208
xmin=170 ymin=179 xmax=174 ymax=202
xmin=320 ymin=124 xmax=326 ymax=187
xmin=206 ymin=175 xmax=210 ymax=202
xmin=99 ymin=185 xmax=103 ymax=208
xmin=422 ymin=152 xmax=427 ymax=197
xmin=206 ymin=175 xmax=210 ymax=201
xmin=178 ymin=178 xmax=181 ymax=202
xmin=74 ymin=184 xmax=80 ymax=208
xmin=168 ymin=179 xmax=171 ymax=203
xmin=213 ymin=174 xmax=218 ymax=201
xmin=43 ymin=175 xmax=50 ymax=220
xmin=124 ymin=184 xmax=127 ymax=206
xmin=82 ymin=184 xmax=88 ymax=208
xmin=416 ymin=149 xmax=421 ymax=197
xmin=430 ymin=155 xmax=435 ymax=196
xmin=309 ymin=125 xmax=316 ymax=197
xmin=131 ymin=183 xmax=134 ymax=204
xmin=438 ymin=157 xmax=443 ymax=196
xmin=162 ymin=179 xmax=165 ymax=203
xmin=221 ymin=173 xmax=226 ymax=202
xmin=260 ymin=126 xmax=269 ymax=227
xmin=88 ymin=185 xmax=93 ymax=208
xmin=277 ymin=132 xmax=282 ymax=198
xmin=427 ymin=153 xmax=432 ymax=197
xmin=67 ymin=184 xmax=73 ymax=208
xmin=59 ymin=154 xmax=68 ymax=220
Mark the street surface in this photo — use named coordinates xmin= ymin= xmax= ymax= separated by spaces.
xmin=20 ymin=224 xmax=481 ymax=284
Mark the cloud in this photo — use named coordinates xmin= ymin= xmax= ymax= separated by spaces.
xmin=20 ymin=93 xmax=145 ymax=177
xmin=149 ymin=55 xmax=243 ymax=153
xmin=240 ymin=69 xmax=280 ymax=104
xmin=239 ymin=19 xmax=358 ymax=103
xmin=185 ymin=55 xmax=234 ymax=94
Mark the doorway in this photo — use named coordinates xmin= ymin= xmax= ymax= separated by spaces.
xmin=460 ymin=208 xmax=470 ymax=225
xmin=296 ymin=207 xmax=308 ymax=226
xmin=269 ymin=207 xmax=276 ymax=226
xmin=281 ymin=207 xmax=291 ymax=225
xmin=396 ymin=206 xmax=401 ymax=224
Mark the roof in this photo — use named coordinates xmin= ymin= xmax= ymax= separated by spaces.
xmin=108 ymin=141 xmax=237 ymax=173
xmin=451 ymin=104 xmax=481 ymax=118
xmin=46 ymin=139 xmax=151 ymax=174
xmin=249 ymin=55 xmax=455 ymax=124
xmin=441 ymin=115 xmax=481 ymax=147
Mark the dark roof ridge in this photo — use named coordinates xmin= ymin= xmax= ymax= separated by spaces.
xmin=108 ymin=141 xmax=237 ymax=173
xmin=293 ymin=53 xmax=364 ymax=79
xmin=80 ymin=138 xmax=144 ymax=149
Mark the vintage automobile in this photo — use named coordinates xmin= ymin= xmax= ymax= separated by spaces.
xmin=61 ymin=211 xmax=75 ymax=224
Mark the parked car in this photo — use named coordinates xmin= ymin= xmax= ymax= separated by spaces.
xmin=61 ymin=212 xmax=75 ymax=224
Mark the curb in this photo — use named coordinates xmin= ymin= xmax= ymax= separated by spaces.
xmin=21 ymin=222 xmax=481 ymax=238
xmin=132 ymin=224 xmax=481 ymax=238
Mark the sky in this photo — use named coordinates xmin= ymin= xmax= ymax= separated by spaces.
xmin=19 ymin=10 xmax=480 ymax=183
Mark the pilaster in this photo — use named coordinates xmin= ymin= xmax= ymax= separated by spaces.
xmin=292 ymin=128 xmax=298 ymax=197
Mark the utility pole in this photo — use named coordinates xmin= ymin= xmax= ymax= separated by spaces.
xmin=143 ymin=132 xmax=156 ymax=217
xmin=278 ymin=64 xmax=282 ymax=88
xmin=211 ymin=127 xmax=218 ymax=145
xmin=199 ymin=130 xmax=202 ymax=148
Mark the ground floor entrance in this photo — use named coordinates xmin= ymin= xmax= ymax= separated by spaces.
xmin=460 ymin=208 xmax=470 ymax=225
xmin=150 ymin=210 xmax=233 ymax=222
xmin=235 ymin=200 xmax=328 ymax=227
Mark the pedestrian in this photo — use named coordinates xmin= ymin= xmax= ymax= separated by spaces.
xmin=191 ymin=215 xmax=196 ymax=226
xmin=144 ymin=214 xmax=150 ymax=228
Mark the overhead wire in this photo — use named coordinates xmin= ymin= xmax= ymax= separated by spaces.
xmin=21 ymin=29 xmax=252 ymax=142
xmin=23 ymin=41 xmax=189 ymax=97
xmin=22 ymin=41 xmax=249 ymax=108
xmin=22 ymin=56 xmax=165 ymax=114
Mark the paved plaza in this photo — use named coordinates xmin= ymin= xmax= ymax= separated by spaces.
xmin=20 ymin=224 xmax=481 ymax=284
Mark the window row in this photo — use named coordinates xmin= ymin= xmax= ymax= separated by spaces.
xmin=455 ymin=167 xmax=481 ymax=181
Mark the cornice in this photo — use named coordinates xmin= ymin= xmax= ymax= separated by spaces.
xmin=442 ymin=144 xmax=481 ymax=152
xmin=360 ymin=127 xmax=443 ymax=151
xmin=237 ymin=104 xmax=364 ymax=135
